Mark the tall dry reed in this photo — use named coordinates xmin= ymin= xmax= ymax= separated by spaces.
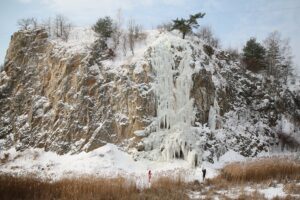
xmin=220 ymin=157 xmax=300 ymax=183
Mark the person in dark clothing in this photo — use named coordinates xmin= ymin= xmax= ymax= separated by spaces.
xmin=202 ymin=168 xmax=206 ymax=181
xmin=148 ymin=170 xmax=152 ymax=183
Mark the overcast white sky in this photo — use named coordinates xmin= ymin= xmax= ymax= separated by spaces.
xmin=0 ymin=0 xmax=300 ymax=73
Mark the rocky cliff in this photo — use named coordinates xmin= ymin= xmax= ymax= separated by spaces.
xmin=0 ymin=29 xmax=156 ymax=154
xmin=0 ymin=28 xmax=299 ymax=163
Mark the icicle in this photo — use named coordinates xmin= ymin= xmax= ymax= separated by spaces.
xmin=208 ymin=98 xmax=220 ymax=131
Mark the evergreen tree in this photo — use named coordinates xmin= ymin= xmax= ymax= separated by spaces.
xmin=172 ymin=12 xmax=205 ymax=39
xmin=242 ymin=38 xmax=266 ymax=72
xmin=93 ymin=16 xmax=114 ymax=40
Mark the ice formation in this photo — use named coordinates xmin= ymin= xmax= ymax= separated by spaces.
xmin=143 ymin=35 xmax=203 ymax=167
xmin=208 ymin=98 xmax=220 ymax=131
xmin=151 ymin=36 xmax=195 ymax=132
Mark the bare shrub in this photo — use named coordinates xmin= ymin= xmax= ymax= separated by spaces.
xmin=128 ymin=19 xmax=136 ymax=55
xmin=127 ymin=19 xmax=145 ymax=55
xmin=203 ymin=44 xmax=214 ymax=57
xmin=264 ymin=31 xmax=293 ymax=83
xmin=196 ymin=25 xmax=220 ymax=48
xmin=157 ymin=22 xmax=173 ymax=32
xmin=53 ymin=15 xmax=72 ymax=41
xmin=41 ymin=17 xmax=52 ymax=37
xmin=17 ymin=18 xmax=37 ymax=30
xmin=122 ymin=33 xmax=128 ymax=56
xmin=226 ymin=47 xmax=240 ymax=61
xmin=111 ymin=9 xmax=123 ymax=50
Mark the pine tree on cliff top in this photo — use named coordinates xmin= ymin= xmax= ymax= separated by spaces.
xmin=172 ymin=12 xmax=205 ymax=39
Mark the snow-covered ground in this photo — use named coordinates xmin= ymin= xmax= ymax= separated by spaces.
xmin=1 ymin=144 xmax=298 ymax=199
xmin=0 ymin=143 xmax=219 ymax=188
xmin=0 ymin=144 xmax=244 ymax=182
xmin=51 ymin=27 xmax=96 ymax=56
xmin=189 ymin=184 xmax=288 ymax=200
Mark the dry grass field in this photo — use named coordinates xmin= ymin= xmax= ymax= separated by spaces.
xmin=0 ymin=175 xmax=188 ymax=200
xmin=0 ymin=157 xmax=300 ymax=200
xmin=220 ymin=157 xmax=300 ymax=183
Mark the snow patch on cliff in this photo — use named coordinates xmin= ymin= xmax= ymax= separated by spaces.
xmin=51 ymin=27 xmax=96 ymax=56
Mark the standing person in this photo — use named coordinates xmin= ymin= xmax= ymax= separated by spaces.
xmin=148 ymin=170 xmax=152 ymax=187
xmin=201 ymin=165 xmax=206 ymax=181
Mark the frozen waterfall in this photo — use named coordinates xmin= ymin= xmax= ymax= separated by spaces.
xmin=146 ymin=36 xmax=203 ymax=167
xmin=151 ymin=39 xmax=195 ymax=132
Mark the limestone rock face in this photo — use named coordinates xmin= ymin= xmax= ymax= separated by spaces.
xmin=191 ymin=69 xmax=216 ymax=124
xmin=0 ymin=29 xmax=155 ymax=154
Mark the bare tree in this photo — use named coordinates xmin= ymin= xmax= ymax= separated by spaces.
xmin=111 ymin=9 xmax=123 ymax=50
xmin=128 ymin=19 xmax=136 ymax=55
xmin=196 ymin=26 xmax=220 ymax=48
xmin=157 ymin=22 xmax=173 ymax=32
xmin=41 ymin=17 xmax=52 ymax=37
xmin=264 ymin=31 xmax=293 ymax=83
xmin=53 ymin=15 xmax=72 ymax=41
xmin=127 ymin=19 xmax=145 ymax=55
xmin=54 ymin=15 xmax=60 ymax=37
xmin=17 ymin=18 xmax=37 ymax=30
xmin=264 ymin=31 xmax=281 ymax=77
xmin=17 ymin=18 xmax=31 ymax=30
xmin=62 ymin=23 xmax=72 ymax=41
xmin=134 ymin=24 xmax=140 ymax=39
xmin=32 ymin=18 xmax=38 ymax=29
xmin=225 ymin=47 xmax=240 ymax=61
xmin=281 ymin=38 xmax=293 ymax=84
xmin=122 ymin=33 xmax=128 ymax=56
xmin=116 ymin=8 xmax=123 ymax=28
